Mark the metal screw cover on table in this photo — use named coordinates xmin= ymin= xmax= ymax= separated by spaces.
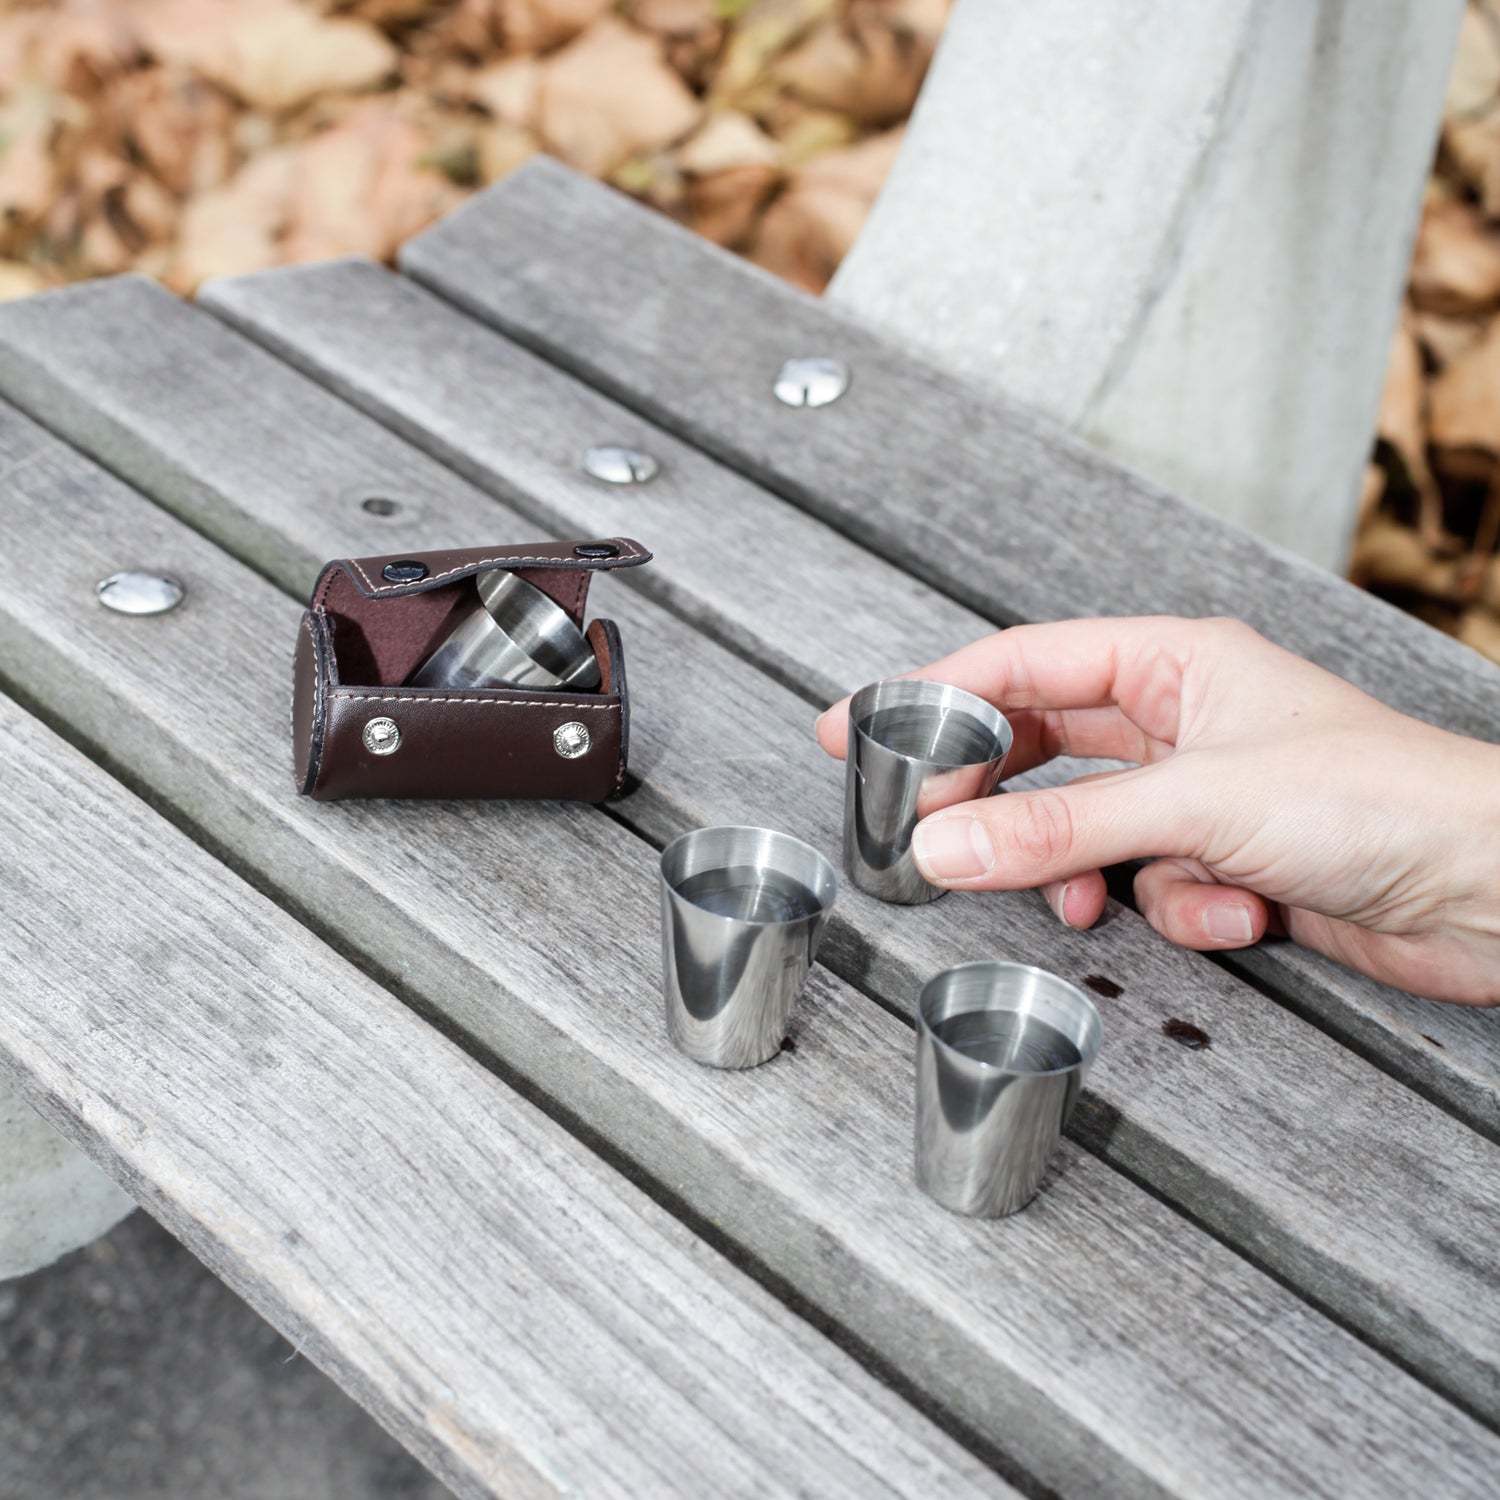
xmin=95 ymin=571 xmax=184 ymax=616
xmin=773 ymin=357 xmax=850 ymax=408
xmin=581 ymin=445 xmax=660 ymax=484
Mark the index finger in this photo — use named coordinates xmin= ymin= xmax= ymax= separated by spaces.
xmin=815 ymin=616 xmax=1202 ymax=758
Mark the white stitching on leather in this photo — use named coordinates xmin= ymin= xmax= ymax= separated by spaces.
xmin=351 ymin=540 xmax=645 ymax=594
xmin=335 ymin=694 xmax=617 ymax=709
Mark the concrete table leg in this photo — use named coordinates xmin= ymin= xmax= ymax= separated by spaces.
xmin=830 ymin=0 xmax=1464 ymax=571
xmin=2 ymin=1078 xmax=133 ymax=1280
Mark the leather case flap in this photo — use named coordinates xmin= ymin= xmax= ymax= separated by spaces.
xmin=310 ymin=537 xmax=649 ymax=690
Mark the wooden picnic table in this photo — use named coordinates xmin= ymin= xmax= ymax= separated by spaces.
xmin=2 ymin=157 xmax=1499 ymax=1499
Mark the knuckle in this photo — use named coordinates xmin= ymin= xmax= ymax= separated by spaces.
xmin=1007 ymin=789 xmax=1077 ymax=870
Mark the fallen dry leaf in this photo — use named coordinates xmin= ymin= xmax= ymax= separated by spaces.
xmin=133 ymin=0 xmax=398 ymax=114
xmin=749 ymin=128 xmax=902 ymax=291
xmin=713 ymin=0 xmax=839 ymax=102
xmin=109 ymin=67 xmax=236 ymax=197
xmin=1410 ymin=197 xmax=1500 ymax=315
xmin=1377 ymin=317 xmax=1444 ymax=538
xmin=882 ymin=0 xmax=948 ymax=41
xmin=631 ymin=0 xmax=720 ymax=36
xmin=1430 ymin=315 xmax=1500 ymax=453
xmin=1443 ymin=114 xmax=1500 ymax=216
xmin=537 ymin=16 xmax=701 ymax=176
xmin=1413 ymin=308 xmax=1486 ymax=369
xmin=1447 ymin=3 xmax=1500 ymax=119
xmin=1351 ymin=514 xmax=1466 ymax=598
xmin=774 ymin=12 xmax=932 ymax=127
xmin=475 ymin=120 xmax=541 ymax=182
xmin=687 ymin=161 xmax=778 ymax=245
xmin=469 ymin=55 xmax=544 ymax=128
xmin=0 ymin=261 xmax=51 ymax=301
xmin=1456 ymin=602 xmax=1500 ymax=656
xmin=168 ymin=144 xmax=296 ymax=291
xmin=678 ymin=111 xmax=781 ymax=174
xmin=0 ymin=125 xmax=58 ymax=237
xmin=281 ymin=103 xmax=462 ymax=261
xmin=496 ymin=0 xmax=613 ymax=53
xmin=771 ymin=105 xmax=857 ymax=165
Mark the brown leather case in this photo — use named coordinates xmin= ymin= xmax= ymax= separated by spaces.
xmin=291 ymin=538 xmax=651 ymax=801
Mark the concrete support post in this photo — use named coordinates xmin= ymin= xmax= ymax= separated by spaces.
xmin=2 ymin=1078 xmax=133 ymax=1280
xmin=830 ymin=0 xmax=1463 ymax=571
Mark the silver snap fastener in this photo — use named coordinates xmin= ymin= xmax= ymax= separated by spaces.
xmin=582 ymin=445 xmax=660 ymax=484
xmin=773 ymin=356 xmax=849 ymax=408
xmin=382 ymin=560 xmax=427 ymax=584
xmin=96 ymin=571 xmax=185 ymax=616
xmin=554 ymin=721 xmax=590 ymax=759
xmin=574 ymin=541 xmax=620 ymax=558
xmin=363 ymin=717 xmax=401 ymax=755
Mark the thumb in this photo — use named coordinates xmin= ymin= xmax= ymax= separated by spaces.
xmin=911 ymin=765 xmax=1190 ymax=890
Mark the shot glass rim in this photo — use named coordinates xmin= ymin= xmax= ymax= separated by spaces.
xmin=916 ymin=960 xmax=1103 ymax=1078
xmin=848 ymin=678 xmax=1013 ymax=770
xmin=659 ymin=824 xmax=838 ymax=929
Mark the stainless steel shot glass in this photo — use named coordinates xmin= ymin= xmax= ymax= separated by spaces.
xmin=914 ymin=962 xmax=1102 ymax=1218
xmin=660 ymin=826 xmax=838 ymax=1069
xmin=407 ymin=570 xmax=601 ymax=691
xmin=845 ymin=679 xmax=1012 ymax=904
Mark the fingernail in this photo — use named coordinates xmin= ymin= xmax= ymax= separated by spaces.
xmin=1205 ymin=904 xmax=1253 ymax=943
xmin=1047 ymin=884 xmax=1074 ymax=928
xmin=912 ymin=816 xmax=995 ymax=882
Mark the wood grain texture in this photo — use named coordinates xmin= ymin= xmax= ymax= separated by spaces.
xmin=7 ymin=275 xmax=1500 ymax=1429
xmin=188 ymin=257 xmax=1500 ymax=1119
xmin=159 ymin=256 xmax=1500 ymax=1409
xmin=398 ymin=160 xmax=1500 ymax=737
xmin=1 ymin=409 xmax=1496 ymax=1496
xmin=389 ymin=162 xmax=1500 ymax=1137
xmin=14 ymin=269 xmax=1494 ymax=1140
xmin=0 ymin=698 xmax=1009 ymax=1500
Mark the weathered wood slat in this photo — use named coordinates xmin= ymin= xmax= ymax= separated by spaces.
xmin=0 ymin=696 xmax=1008 ymax=1500
xmin=398 ymin=160 xmax=1500 ymax=735
xmin=0 ymin=403 xmax=1494 ymax=1496
xmin=389 ymin=164 xmax=1500 ymax=1136
xmin=185 ymin=254 xmax=1500 ymax=1390
xmin=6 ymin=277 xmax=1500 ymax=1433
xmin=191 ymin=263 xmax=1500 ymax=1143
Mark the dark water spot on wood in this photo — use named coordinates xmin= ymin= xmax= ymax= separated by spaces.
xmin=1163 ymin=1018 xmax=1212 ymax=1050
xmin=1083 ymin=974 xmax=1123 ymax=998
xmin=780 ymin=1035 xmax=797 ymax=1053
xmin=1422 ymin=1033 xmax=1445 ymax=1048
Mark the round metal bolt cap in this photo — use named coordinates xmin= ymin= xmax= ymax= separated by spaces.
xmin=382 ymin=560 xmax=428 ymax=584
xmin=773 ymin=356 xmax=849 ymax=408
xmin=96 ymin=571 xmax=185 ymax=616
xmin=363 ymin=717 xmax=401 ymax=756
xmin=554 ymin=721 xmax=591 ymax=759
xmin=574 ymin=541 xmax=620 ymax=559
xmin=582 ymin=445 xmax=660 ymax=485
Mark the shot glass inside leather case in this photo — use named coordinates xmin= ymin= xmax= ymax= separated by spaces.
xmin=291 ymin=538 xmax=652 ymax=801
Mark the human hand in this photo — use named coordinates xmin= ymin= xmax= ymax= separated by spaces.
xmin=816 ymin=617 xmax=1500 ymax=1005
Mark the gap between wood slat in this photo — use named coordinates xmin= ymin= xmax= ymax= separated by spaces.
xmin=3 ymin=397 xmax=1495 ymax=1496
xmin=5 ymin=277 xmax=1500 ymax=1440
xmin=193 ymin=251 xmax=1500 ymax=1149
